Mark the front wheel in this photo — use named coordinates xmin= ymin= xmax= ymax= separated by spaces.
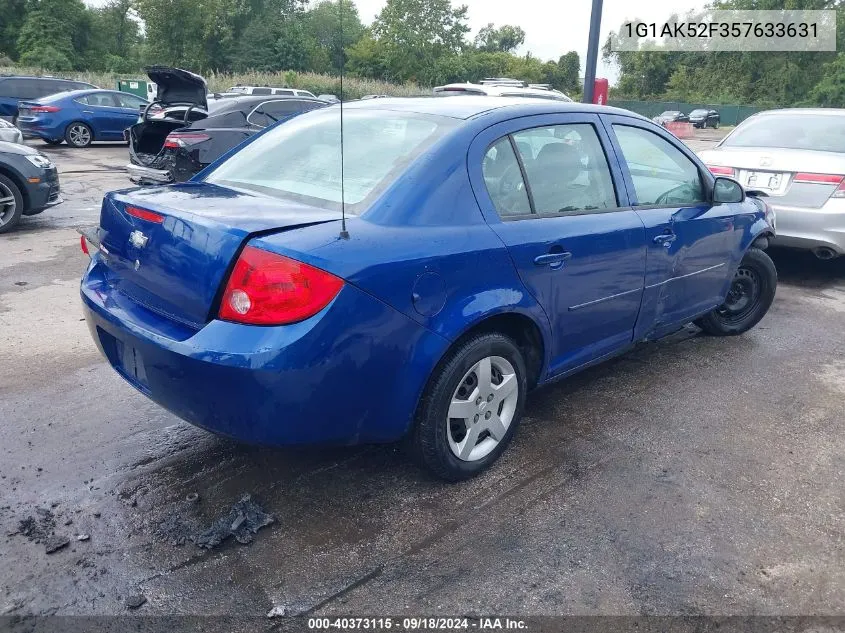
xmin=696 ymin=248 xmax=777 ymax=336
xmin=409 ymin=333 xmax=528 ymax=481
xmin=0 ymin=174 xmax=24 ymax=234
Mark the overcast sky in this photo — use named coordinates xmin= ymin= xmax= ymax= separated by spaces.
xmin=351 ymin=0 xmax=706 ymax=80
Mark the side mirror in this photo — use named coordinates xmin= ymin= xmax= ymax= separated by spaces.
xmin=713 ymin=176 xmax=745 ymax=204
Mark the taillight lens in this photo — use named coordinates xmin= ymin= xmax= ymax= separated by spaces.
xmin=707 ymin=165 xmax=735 ymax=176
xmin=30 ymin=105 xmax=61 ymax=113
xmin=792 ymin=172 xmax=845 ymax=198
xmin=219 ymin=246 xmax=344 ymax=325
xmin=126 ymin=205 xmax=165 ymax=223
xmin=164 ymin=132 xmax=210 ymax=149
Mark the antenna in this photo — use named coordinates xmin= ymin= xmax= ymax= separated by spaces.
xmin=338 ymin=0 xmax=349 ymax=240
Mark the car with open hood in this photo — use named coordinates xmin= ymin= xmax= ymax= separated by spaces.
xmin=126 ymin=93 xmax=327 ymax=184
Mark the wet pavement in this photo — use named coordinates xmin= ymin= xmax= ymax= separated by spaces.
xmin=1 ymin=134 xmax=843 ymax=624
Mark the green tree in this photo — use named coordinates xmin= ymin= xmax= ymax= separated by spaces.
xmin=557 ymin=51 xmax=580 ymax=93
xmin=473 ymin=23 xmax=525 ymax=53
xmin=304 ymin=0 xmax=364 ymax=73
xmin=367 ymin=0 xmax=470 ymax=83
xmin=17 ymin=0 xmax=93 ymax=70
xmin=0 ymin=0 xmax=28 ymax=59
xmin=809 ymin=53 xmax=845 ymax=106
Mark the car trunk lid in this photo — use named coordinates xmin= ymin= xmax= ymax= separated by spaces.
xmin=702 ymin=146 xmax=845 ymax=208
xmin=96 ymin=182 xmax=340 ymax=328
xmin=146 ymin=66 xmax=208 ymax=110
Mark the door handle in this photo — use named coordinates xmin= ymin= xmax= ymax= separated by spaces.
xmin=82 ymin=110 xmax=94 ymax=114
xmin=534 ymin=251 xmax=572 ymax=268
xmin=653 ymin=233 xmax=677 ymax=247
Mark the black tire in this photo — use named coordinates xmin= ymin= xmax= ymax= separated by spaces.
xmin=408 ymin=332 xmax=528 ymax=481
xmin=713 ymin=120 xmax=719 ymax=129
xmin=43 ymin=138 xmax=63 ymax=146
xmin=65 ymin=122 xmax=93 ymax=148
xmin=696 ymin=248 xmax=777 ymax=336
xmin=0 ymin=173 xmax=24 ymax=234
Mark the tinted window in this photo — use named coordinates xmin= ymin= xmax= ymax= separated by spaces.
xmin=272 ymin=89 xmax=294 ymax=96
xmin=689 ymin=109 xmax=709 ymax=116
xmin=248 ymin=100 xmax=321 ymax=127
xmin=84 ymin=92 xmax=119 ymax=107
xmin=251 ymin=87 xmax=272 ymax=95
xmin=613 ymin=125 xmax=704 ymax=206
xmin=114 ymin=93 xmax=146 ymax=109
xmin=0 ymin=79 xmax=40 ymax=99
xmin=512 ymin=124 xmax=617 ymax=214
xmin=724 ymin=113 xmax=845 ymax=152
xmin=207 ymin=110 xmax=456 ymax=213
xmin=38 ymin=80 xmax=73 ymax=97
xmin=483 ymin=138 xmax=531 ymax=216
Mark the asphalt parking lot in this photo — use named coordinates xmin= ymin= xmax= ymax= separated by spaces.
xmin=1 ymin=132 xmax=843 ymax=623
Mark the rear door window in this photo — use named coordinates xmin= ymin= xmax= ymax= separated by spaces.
xmin=511 ymin=124 xmax=618 ymax=214
xmin=251 ymin=87 xmax=272 ymax=95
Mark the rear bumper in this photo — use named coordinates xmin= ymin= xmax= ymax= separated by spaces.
xmin=768 ymin=201 xmax=845 ymax=254
xmin=126 ymin=162 xmax=173 ymax=185
xmin=17 ymin=121 xmax=63 ymax=141
xmin=80 ymin=256 xmax=448 ymax=445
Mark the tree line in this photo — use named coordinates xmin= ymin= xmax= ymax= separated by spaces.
xmin=604 ymin=0 xmax=845 ymax=107
xmin=0 ymin=0 xmax=582 ymax=95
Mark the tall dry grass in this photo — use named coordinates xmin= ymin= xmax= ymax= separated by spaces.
xmin=0 ymin=66 xmax=427 ymax=100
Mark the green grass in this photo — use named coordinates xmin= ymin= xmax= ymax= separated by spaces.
xmin=0 ymin=66 xmax=427 ymax=100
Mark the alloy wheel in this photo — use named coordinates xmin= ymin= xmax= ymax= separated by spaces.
xmin=68 ymin=124 xmax=91 ymax=147
xmin=0 ymin=181 xmax=17 ymax=227
xmin=447 ymin=356 xmax=519 ymax=462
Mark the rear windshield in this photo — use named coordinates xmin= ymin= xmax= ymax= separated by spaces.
xmin=724 ymin=113 xmax=845 ymax=152
xmin=206 ymin=109 xmax=456 ymax=213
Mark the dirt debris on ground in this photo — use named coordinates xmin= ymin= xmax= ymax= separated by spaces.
xmin=17 ymin=508 xmax=56 ymax=543
xmin=194 ymin=494 xmax=274 ymax=549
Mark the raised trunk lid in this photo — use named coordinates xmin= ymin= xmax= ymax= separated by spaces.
xmin=97 ymin=182 xmax=340 ymax=328
xmin=146 ymin=66 xmax=208 ymax=110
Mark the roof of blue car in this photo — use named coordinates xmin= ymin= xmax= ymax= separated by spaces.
xmin=37 ymin=88 xmax=130 ymax=102
xmin=342 ymin=96 xmax=644 ymax=121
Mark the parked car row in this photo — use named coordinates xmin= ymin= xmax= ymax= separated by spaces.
xmin=653 ymin=108 xmax=720 ymax=128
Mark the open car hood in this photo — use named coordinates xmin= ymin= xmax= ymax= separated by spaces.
xmin=146 ymin=66 xmax=208 ymax=110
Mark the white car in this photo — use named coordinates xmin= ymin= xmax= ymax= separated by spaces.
xmin=699 ymin=108 xmax=845 ymax=259
xmin=433 ymin=82 xmax=572 ymax=102
xmin=228 ymin=86 xmax=317 ymax=99
xmin=0 ymin=118 xmax=23 ymax=144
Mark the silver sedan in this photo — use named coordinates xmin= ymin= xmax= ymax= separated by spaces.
xmin=0 ymin=118 xmax=24 ymax=144
xmin=699 ymin=108 xmax=845 ymax=259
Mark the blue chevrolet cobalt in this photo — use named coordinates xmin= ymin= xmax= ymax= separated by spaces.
xmin=80 ymin=98 xmax=777 ymax=480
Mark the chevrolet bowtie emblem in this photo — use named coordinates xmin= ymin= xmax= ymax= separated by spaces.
xmin=129 ymin=230 xmax=148 ymax=249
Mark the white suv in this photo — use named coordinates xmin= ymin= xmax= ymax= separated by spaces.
xmin=228 ymin=86 xmax=317 ymax=98
xmin=433 ymin=81 xmax=572 ymax=102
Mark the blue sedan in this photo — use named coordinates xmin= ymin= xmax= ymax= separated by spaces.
xmin=17 ymin=89 xmax=148 ymax=147
xmin=79 ymin=98 xmax=777 ymax=480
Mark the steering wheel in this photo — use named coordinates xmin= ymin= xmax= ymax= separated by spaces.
xmin=655 ymin=183 xmax=696 ymax=206
xmin=496 ymin=163 xmax=528 ymax=213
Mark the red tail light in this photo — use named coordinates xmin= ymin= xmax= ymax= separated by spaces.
xmin=163 ymin=132 xmax=210 ymax=149
xmin=707 ymin=165 xmax=735 ymax=176
xmin=80 ymin=234 xmax=89 ymax=255
xmin=219 ymin=246 xmax=344 ymax=325
xmin=30 ymin=105 xmax=61 ymax=113
xmin=793 ymin=172 xmax=844 ymax=184
xmin=126 ymin=205 xmax=165 ymax=223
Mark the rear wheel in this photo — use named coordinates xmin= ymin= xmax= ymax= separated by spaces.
xmin=696 ymin=248 xmax=777 ymax=336
xmin=409 ymin=333 xmax=527 ymax=481
xmin=65 ymin=122 xmax=92 ymax=148
xmin=0 ymin=174 xmax=24 ymax=234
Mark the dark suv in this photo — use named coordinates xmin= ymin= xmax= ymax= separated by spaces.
xmin=0 ymin=76 xmax=96 ymax=120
